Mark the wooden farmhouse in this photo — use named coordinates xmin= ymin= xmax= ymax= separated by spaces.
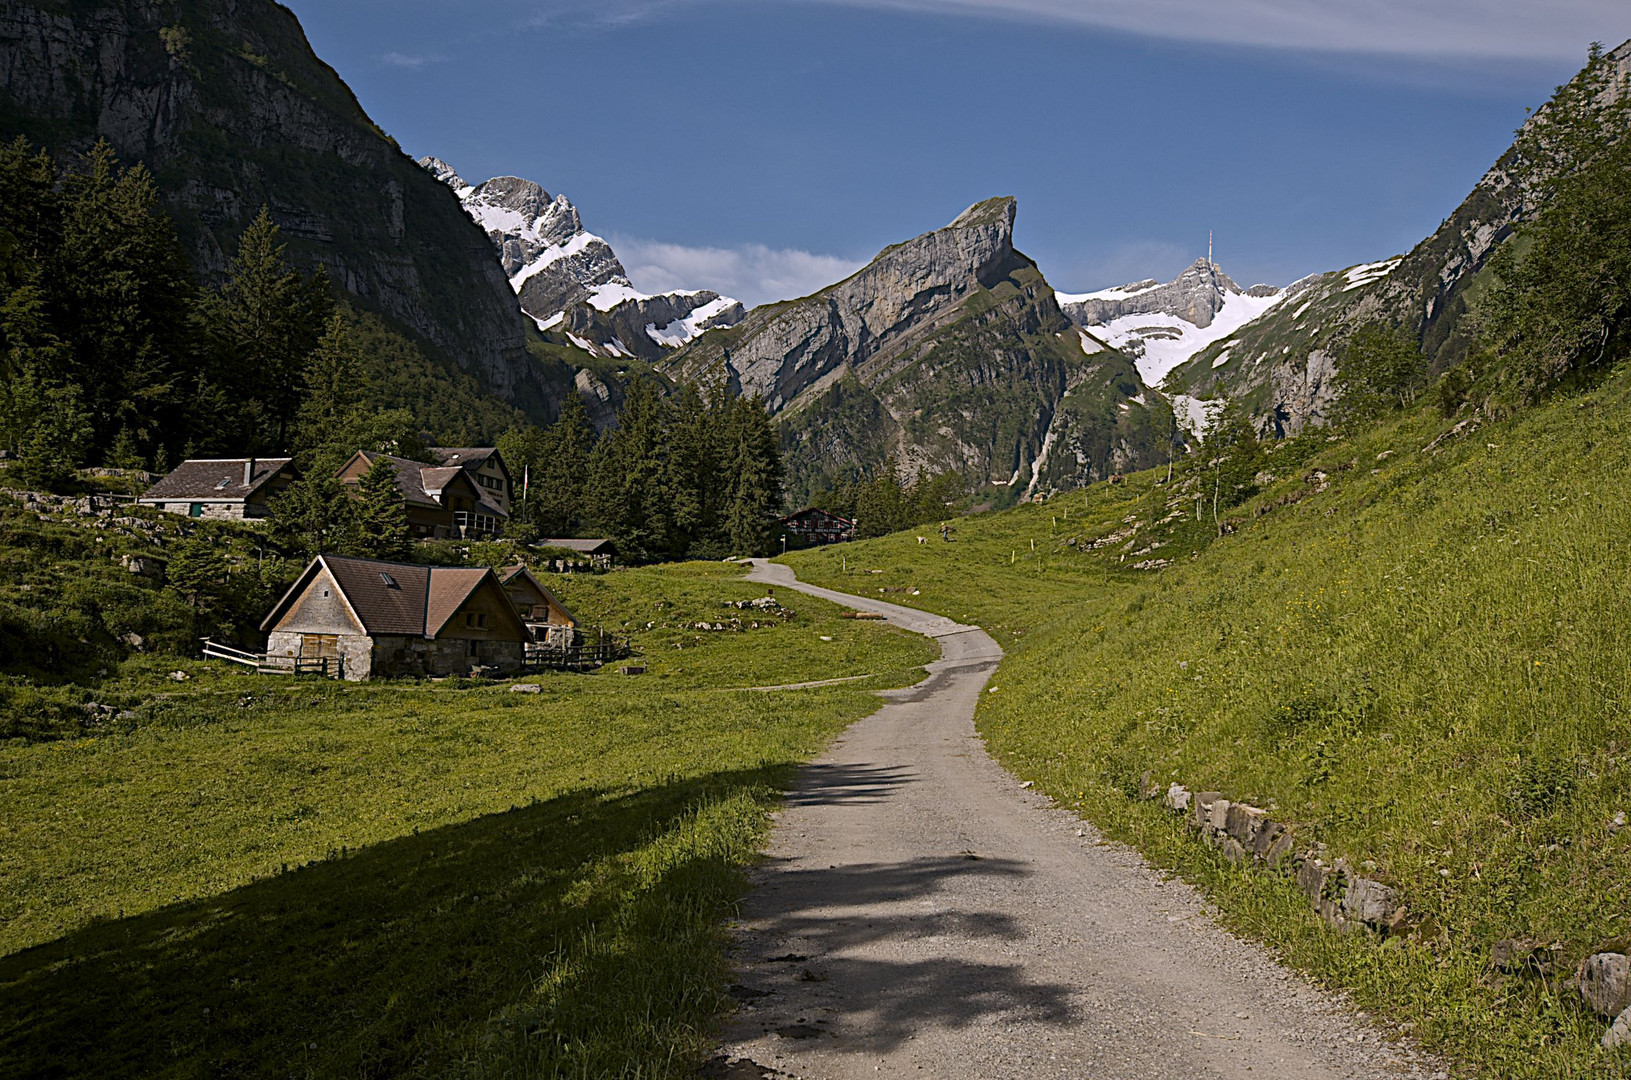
xmin=138 ymin=458 xmax=298 ymax=520
xmin=260 ymin=555 xmax=529 ymax=679
xmin=335 ymin=451 xmax=507 ymax=539
xmin=431 ymin=447 xmax=512 ymax=519
xmin=498 ymin=564 xmax=578 ymax=648
xmin=778 ymin=507 xmax=856 ymax=546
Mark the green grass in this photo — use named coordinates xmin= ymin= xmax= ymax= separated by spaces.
xmin=785 ymin=364 xmax=1631 ymax=1078
xmin=0 ymin=560 xmax=934 ymax=1078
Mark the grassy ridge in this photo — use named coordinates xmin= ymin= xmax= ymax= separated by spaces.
xmin=0 ymin=561 xmax=934 ymax=1078
xmin=785 ymin=366 xmax=1631 ymax=1076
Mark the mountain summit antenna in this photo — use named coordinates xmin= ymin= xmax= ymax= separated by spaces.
xmin=1208 ymin=229 xmax=1214 ymax=270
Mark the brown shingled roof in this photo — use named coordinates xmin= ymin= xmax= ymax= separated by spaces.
xmin=260 ymin=555 xmax=518 ymax=638
xmin=141 ymin=458 xmax=294 ymax=501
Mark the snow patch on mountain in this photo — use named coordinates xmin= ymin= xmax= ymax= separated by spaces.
xmin=1056 ymin=258 xmax=1290 ymax=387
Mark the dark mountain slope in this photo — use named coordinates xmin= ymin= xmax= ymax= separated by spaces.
xmin=0 ymin=0 xmax=565 ymax=420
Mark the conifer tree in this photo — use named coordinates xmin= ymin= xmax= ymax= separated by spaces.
xmin=585 ymin=380 xmax=671 ymax=563
xmin=351 ymin=457 xmax=412 ymax=561
xmin=195 ymin=207 xmax=332 ymax=451
xmin=535 ymin=390 xmax=597 ymax=536
xmin=267 ymin=475 xmax=354 ymax=558
xmin=14 ymin=373 xmax=93 ymax=491
xmin=719 ymin=395 xmax=782 ymax=555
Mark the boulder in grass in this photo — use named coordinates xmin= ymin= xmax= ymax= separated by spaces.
xmin=1163 ymin=783 xmax=1191 ymax=813
xmin=1605 ymin=1006 xmax=1631 ymax=1050
xmin=1579 ymin=953 xmax=1631 ymax=1017
xmin=509 ymin=684 xmax=543 ymax=694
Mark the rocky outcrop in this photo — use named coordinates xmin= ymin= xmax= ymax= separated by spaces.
xmin=665 ymin=197 xmax=1172 ymax=500
xmin=1060 ymin=259 xmax=1247 ymax=330
xmin=0 ymin=0 xmax=549 ymax=412
xmin=421 ymin=157 xmax=744 ymax=361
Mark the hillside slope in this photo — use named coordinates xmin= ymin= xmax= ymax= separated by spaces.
xmin=665 ymin=197 xmax=1173 ymax=501
xmin=784 ymin=357 xmax=1631 ymax=1076
xmin=0 ymin=0 xmax=564 ymax=418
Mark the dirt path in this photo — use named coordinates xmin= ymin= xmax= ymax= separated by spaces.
xmin=709 ymin=560 xmax=1442 ymax=1080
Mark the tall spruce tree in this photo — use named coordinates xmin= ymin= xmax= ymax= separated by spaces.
xmin=585 ymin=380 xmax=671 ymax=563
xmin=351 ymin=457 xmax=412 ymax=561
xmin=719 ymin=395 xmax=782 ymax=555
xmin=194 ymin=207 xmax=332 ymax=452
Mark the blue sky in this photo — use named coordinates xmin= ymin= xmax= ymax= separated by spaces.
xmin=286 ymin=1 xmax=1629 ymax=307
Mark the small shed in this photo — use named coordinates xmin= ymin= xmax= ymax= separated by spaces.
xmin=778 ymin=507 xmax=856 ymax=546
xmin=542 ymin=538 xmax=617 ymax=570
xmin=260 ymin=554 xmax=530 ymax=680
xmin=499 ymin=565 xmax=578 ymax=649
xmin=138 ymin=458 xmax=298 ymax=520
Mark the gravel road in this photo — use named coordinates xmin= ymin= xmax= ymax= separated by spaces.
xmin=706 ymin=560 xmax=1444 ymax=1080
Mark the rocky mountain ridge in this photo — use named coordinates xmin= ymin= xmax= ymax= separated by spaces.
xmin=664 ymin=197 xmax=1173 ymax=500
xmin=420 ymin=157 xmax=743 ymax=363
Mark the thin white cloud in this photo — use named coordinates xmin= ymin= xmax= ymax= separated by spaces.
xmin=380 ymin=51 xmax=445 ymax=68
xmin=525 ymin=0 xmax=1626 ymax=61
xmin=612 ymin=235 xmax=865 ymax=309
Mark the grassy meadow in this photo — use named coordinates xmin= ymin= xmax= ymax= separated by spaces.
xmin=784 ymin=365 xmax=1631 ymax=1077
xmin=0 ymin=560 xmax=934 ymax=1078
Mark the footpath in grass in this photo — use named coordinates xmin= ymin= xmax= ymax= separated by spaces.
xmin=0 ymin=560 xmax=934 ymax=1079
xmin=784 ymin=368 xmax=1631 ymax=1078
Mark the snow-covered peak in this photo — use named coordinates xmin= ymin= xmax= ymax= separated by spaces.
xmin=1056 ymin=257 xmax=1291 ymax=387
xmin=418 ymin=156 xmax=745 ymax=359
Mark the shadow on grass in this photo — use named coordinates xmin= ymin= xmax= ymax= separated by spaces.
xmin=0 ymin=766 xmax=799 ymax=1080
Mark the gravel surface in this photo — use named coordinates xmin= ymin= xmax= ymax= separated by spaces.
xmin=707 ymin=561 xmax=1446 ymax=1080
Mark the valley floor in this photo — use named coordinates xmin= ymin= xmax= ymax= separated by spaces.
xmin=0 ymin=561 xmax=934 ymax=1079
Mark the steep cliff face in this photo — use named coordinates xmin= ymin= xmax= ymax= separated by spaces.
xmin=422 ymin=157 xmax=744 ymax=363
xmin=666 ymin=198 xmax=1172 ymax=500
xmin=0 ymin=0 xmax=553 ymax=415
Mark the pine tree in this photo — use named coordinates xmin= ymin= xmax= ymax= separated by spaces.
xmin=268 ymin=475 xmax=354 ymax=558
xmin=585 ymin=380 xmax=671 ymax=563
xmin=166 ymin=534 xmax=229 ymax=608
xmin=194 ymin=207 xmax=332 ymax=451
xmin=55 ymin=142 xmax=198 ymax=463
xmin=533 ymin=390 xmax=597 ymax=537
xmin=293 ymin=312 xmax=366 ymax=462
xmin=351 ymin=457 xmax=412 ymax=561
xmin=719 ymin=395 xmax=782 ymax=555
xmin=15 ymin=374 xmax=93 ymax=491
xmin=666 ymin=383 xmax=718 ymax=556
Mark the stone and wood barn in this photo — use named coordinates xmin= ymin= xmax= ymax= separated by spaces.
xmin=260 ymin=554 xmax=530 ymax=679
xmin=138 ymin=458 xmax=298 ymax=520
xmin=335 ymin=450 xmax=504 ymax=539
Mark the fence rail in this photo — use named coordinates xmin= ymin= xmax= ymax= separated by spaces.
xmin=524 ymin=628 xmax=632 ymax=672
xmin=201 ymin=639 xmax=343 ymax=678
xmin=201 ymin=638 xmax=263 ymax=667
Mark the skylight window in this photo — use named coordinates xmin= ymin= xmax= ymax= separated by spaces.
xmin=380 ymin=572 xmax=398 ymax=587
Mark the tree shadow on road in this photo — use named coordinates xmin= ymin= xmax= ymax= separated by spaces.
xmin=730 ymin=854 xmax=1078 ymax=1052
